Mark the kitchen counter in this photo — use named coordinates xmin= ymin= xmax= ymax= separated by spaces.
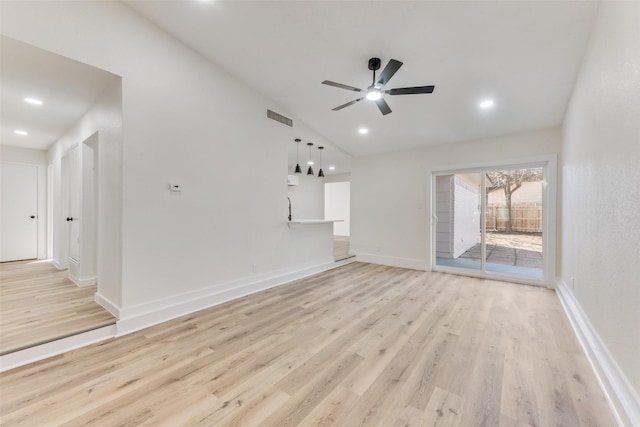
xmin=288 ymin=219 xmax=343 ymax=228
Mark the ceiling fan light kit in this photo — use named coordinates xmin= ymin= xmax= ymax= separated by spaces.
xmin=322 ymin=57 xmax=435 ymax=116
xmin=366 ymin=91 xmax=382 ymax=101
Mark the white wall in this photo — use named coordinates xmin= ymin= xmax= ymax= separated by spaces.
xmin=351 ymin=127 xmax=560 ymax=269
xmin=1 ymin=1 xmax=337 ymax=319
xmin=0 ymin=146 xmax=48 ymax=259
xmin=287 ymin=173 xmax=325 ymax=220
xmin=561 ymin=0 xmax=640 ymax=403
xmin=325 ymin=182 xmax=350 ymax=236
xmin=324 ymin=173 xmax=351 ymax=183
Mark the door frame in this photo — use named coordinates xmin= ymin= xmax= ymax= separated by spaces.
xmin=58 ymin=152 xmax=70 ymax=270
xmin=429 ymin=155 xmax=557 ymax=287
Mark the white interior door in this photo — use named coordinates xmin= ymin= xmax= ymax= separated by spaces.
xmin=68 ymin=146 xmax=81 ymax=263
xmin=1 ymin=163 xmax=38 ymax=262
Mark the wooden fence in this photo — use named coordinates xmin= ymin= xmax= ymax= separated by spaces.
xmin=485 ymin=205 xmax=542 ymax=233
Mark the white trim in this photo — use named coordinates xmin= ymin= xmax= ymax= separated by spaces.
xmin=556 ymin=278 xmax=640 ymax=427
xmin=0 ymin=324 xmax=116 ymax=372
xmin=115 ymin=258 xmax=347 ymax=336
xmin=430 ymin=154 xmax=555 ymax=176
xmin=355 ymin=253 xmax=427 ymax=271
xmin=432 ymin=264 xmax=547 ymax=287
xmin=68 ymin=272 xmax=96 ymax=287
xmin=51 ymin=259 xmax=65 ymax=270
xmin=94 ymin=292 xmax=120 ymax=318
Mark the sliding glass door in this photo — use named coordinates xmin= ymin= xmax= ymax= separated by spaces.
xmin=433 ymin=162 xmax=549 ymax=284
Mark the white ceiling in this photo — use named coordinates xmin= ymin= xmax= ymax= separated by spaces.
xmin=0 ymin=36 xmax=118 ymax=151
xmin=126 ymin=0 xmax=599 ymax=161
xmin=1 ymin=1 xmax=599 ymax=174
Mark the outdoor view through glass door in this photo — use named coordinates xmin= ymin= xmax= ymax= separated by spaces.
xmin=434 ymin=165 xmax=544 ymax=281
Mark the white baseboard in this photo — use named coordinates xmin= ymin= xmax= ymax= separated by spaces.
xmin=51 ymin=259 xmax=64 ymax=270
xmin=556 ymin=278 xmax=640 ymax=427
xmin=0 ymin=324 xmax=116 ymax=372
xmin=94 ymin=292 xmax=121 ymax=319
xmin=69 ymin=273 xmax=96 ymax=287
xmin=115 ymin=257 xmax=344 ymax=336
xmin=355 ymin=252 xmax=427 ymax=271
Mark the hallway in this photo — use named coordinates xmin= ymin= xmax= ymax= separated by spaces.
xmin=0 ymin=260 xmax=115 ymax=355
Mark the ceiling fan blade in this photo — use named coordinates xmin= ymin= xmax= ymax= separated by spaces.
xmin=322 ymin=80 xmax=363 ymax=92
xmin=386 ymin=85 xmax=435 ymax=95
xmin=375 ymin=98 xmax=392 ymax=115
xmin=374 ymin=59 xmax=403 ymax=88
xmin=332 ymin=97 xmax=365 ymax=111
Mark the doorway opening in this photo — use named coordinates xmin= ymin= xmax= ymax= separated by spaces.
xmin=0 ymin=37 xmax=120 ymax=362
xmin=324 ymin=181 xmax=353 ymax=262
xmin=432 ymin=159 xmax=555 ymax=285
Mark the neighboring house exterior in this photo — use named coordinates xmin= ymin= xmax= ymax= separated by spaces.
xmin=436 ymin=174 xmax=480 ymax=259
xmin=487 ymin=180 xmax=543 ymax=206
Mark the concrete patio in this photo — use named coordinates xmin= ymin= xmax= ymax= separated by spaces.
xmin=436 ymin=233 xmax=543 ymax=278
xmin=459 ymin=243 xmax=542 ymax=269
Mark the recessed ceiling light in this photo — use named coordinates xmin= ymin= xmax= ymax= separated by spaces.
xmin=307 ymin=161 xmax=314 ymax=165
xmin=358 ymin=128 xmax=369 ymax=134
xmin=14 ymin=130 xmax=28 ymax=135
xmin=25 ymin=97 xmax=43 ymax=105
xmin=479 ymin=99 xmax=495 ymax=109
xmin=329 ymin=166 xmax=336 ymax=171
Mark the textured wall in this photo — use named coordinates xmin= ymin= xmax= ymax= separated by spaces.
xmin=562 ymin=1 xmax=640 ymax=394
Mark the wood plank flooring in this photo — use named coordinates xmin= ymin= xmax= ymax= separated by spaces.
xmin=0 ymin=260 xmax=116 ymax=355
xmin=0 ymin=262 xmax=615 ymax=426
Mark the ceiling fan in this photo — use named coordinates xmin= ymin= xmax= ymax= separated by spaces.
xmin=322 ymin=57 xmax=435 ymax=116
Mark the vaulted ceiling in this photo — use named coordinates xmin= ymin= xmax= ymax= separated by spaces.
xmin=2 ymin=1 xmax=599 ymax=173
xmin=126 ymin=1 xmax=599 ymax=159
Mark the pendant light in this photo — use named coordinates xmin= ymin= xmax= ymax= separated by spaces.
xmin=317 ymin=146 xmax=325 ymax=177
xmin=294 ymin=138 xmax=302 ymax=174
xmin=306 ymin=142 xmax=314 ymax=175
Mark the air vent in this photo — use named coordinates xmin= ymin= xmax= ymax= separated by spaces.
xmin=266 ymin=109 xmax=293 ymax=127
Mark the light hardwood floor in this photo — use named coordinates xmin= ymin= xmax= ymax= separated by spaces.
xmin=0 ymin=262 xmax=615 ymax=426
xmin=0 ymin=260 xmax=116 ymax=355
